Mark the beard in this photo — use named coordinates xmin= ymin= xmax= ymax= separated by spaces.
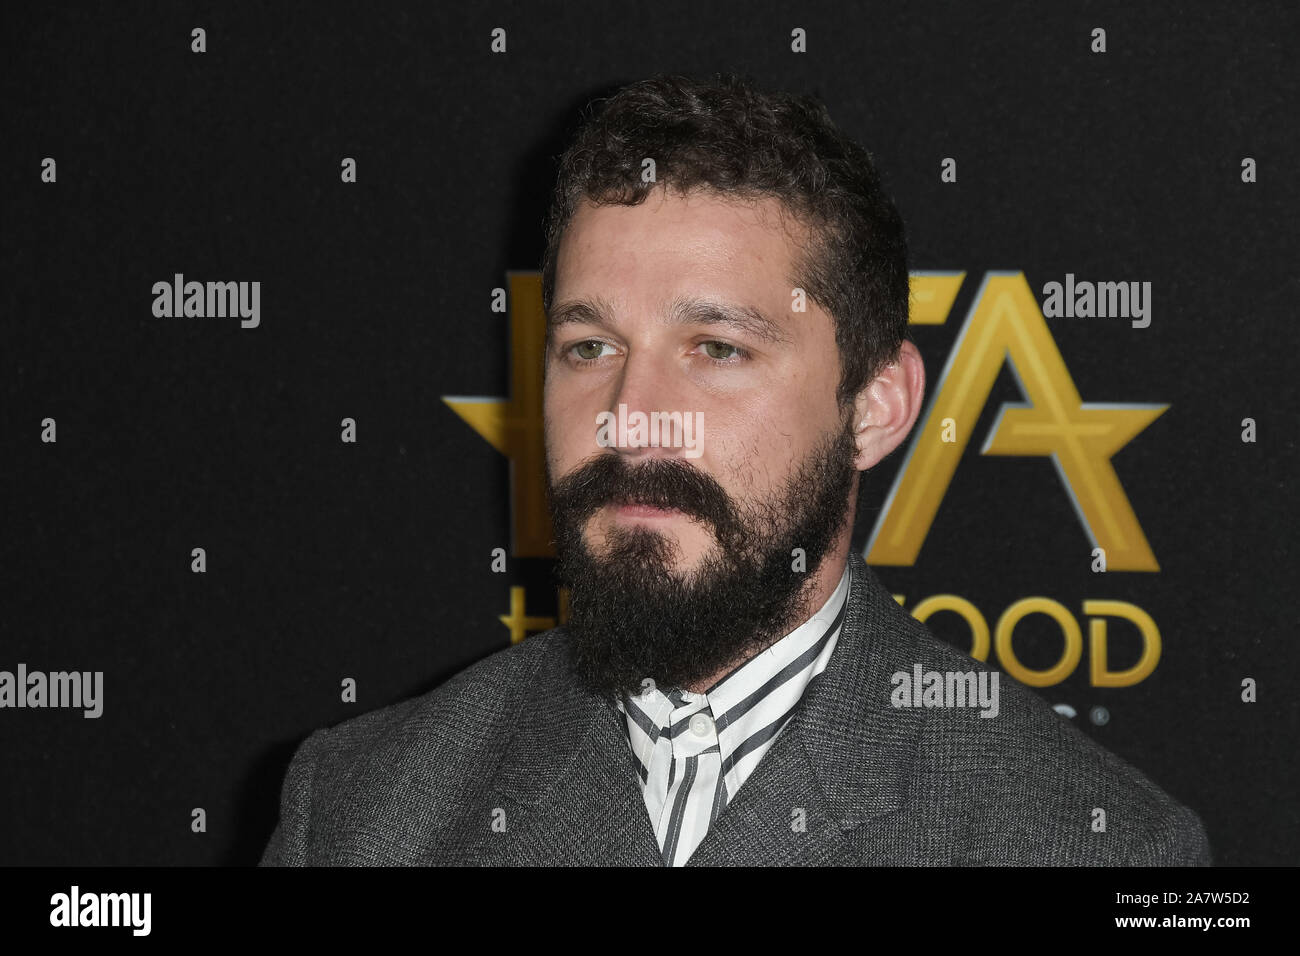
xmin=545 ymin=414 xmax=859 ymax=699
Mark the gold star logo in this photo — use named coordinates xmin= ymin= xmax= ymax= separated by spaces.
xmin=868 ymin=271 xmax=1168 ymax=571
xmin=442 ymin=272 xmax=555 ymax=558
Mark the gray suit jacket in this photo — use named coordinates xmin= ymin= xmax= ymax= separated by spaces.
xmin=259 ymin=552 xmax=1211 ymax=865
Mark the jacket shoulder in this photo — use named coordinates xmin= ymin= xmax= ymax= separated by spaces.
xmin=259 ymin=629 xmax=566 ymax=865
xmin=308 ymin=628 xmax=558 ymax=769
xmin=893 ymin=624 xmax=1211 ymax=866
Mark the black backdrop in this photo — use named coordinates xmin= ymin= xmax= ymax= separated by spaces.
xmin=2 ymin=0 xmax=1296 ymax=866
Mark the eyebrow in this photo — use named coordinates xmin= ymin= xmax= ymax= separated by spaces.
xmin=547 ymin=294 xmax=794 ymax=346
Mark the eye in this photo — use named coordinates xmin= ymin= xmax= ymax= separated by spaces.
xmin=700 ymin=340 xmax=749 ymax=363
xmin=568 ymin=340 xmax=615 ymax=363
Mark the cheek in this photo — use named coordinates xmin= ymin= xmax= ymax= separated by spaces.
xmin=694 ymin=437 xmax=761 ymax=509
xmin=704 ymin=408 xmax=792 ymax=494
xmin=543 ymin=387 xmax=598 ymax=465
xmin=543 ymin=403 xmax=573 ymax=474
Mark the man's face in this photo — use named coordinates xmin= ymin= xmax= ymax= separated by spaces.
xmin=543 ymin=186 xmax=859 ymax=697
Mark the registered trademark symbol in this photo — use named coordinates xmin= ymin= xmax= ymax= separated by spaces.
xmin=1090 ymin=705 xmax=1110 ymax=726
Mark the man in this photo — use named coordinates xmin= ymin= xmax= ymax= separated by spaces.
xmin=259 ymin=72 xmax=1210 ymax=866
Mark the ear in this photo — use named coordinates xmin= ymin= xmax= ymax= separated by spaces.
xmin=851 ymin=340 xmax=926 ymax=470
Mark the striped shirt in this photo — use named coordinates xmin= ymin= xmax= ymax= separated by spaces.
xmin=614 ymin=560 xmax=852 ymax=866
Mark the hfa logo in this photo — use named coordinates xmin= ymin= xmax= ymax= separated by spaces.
xmin=869 ymin=270 xmax=1166 ymax=572
xmin=444 ymin=270 xmax=1167 ymax=572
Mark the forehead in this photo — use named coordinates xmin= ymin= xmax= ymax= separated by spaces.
xmin=554 ymin=187 xmax=811 ymax=294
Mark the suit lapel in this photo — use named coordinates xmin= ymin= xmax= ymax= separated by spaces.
xmin=687 ymin=552 xmax=926 ymax=865
xmin=449 ymin=639 xmax=663 ymax=865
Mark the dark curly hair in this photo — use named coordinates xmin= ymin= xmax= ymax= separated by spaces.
xmin=541 ymin=71 xmax=911 ymax=408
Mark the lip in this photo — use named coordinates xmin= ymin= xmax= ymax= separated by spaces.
xmin=615 ymin=503 xmax=682 ymax=519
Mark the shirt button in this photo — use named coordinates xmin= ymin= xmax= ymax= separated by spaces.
xmin=690 ymin=714 xmax=714 ymax=737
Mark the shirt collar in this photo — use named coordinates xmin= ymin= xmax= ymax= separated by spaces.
xmin=700 ymin=560 xmax=852 ymax=729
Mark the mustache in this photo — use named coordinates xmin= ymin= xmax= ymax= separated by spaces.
xmin=547 ymin=453 xmax=735 ymax=529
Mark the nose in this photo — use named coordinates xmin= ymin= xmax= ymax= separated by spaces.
xmin=602 ymin=348 xmax=692 ymax=461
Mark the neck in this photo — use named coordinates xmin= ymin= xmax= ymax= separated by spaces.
xmin=681 ymin=543 xmax=851 ymax=694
